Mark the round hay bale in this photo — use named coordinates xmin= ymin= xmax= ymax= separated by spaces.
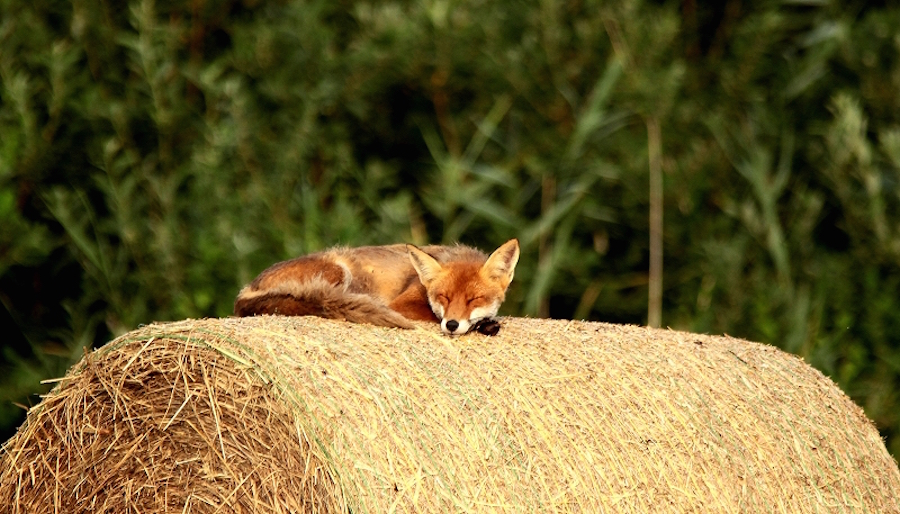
xmin=1 ymin=317 xmax=898 ymax=513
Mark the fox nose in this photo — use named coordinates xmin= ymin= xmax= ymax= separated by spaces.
xmin=445 ymin=320 xmax=460 ymax=332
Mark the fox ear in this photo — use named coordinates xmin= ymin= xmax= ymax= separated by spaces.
xmin=407 ymin=245 xmax=443 ymax=286
xmin=482 ymin=239 xmax=520 ymax=288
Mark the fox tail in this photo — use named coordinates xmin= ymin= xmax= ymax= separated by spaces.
xmin=233 ymin=276 xmax=416 ymax=329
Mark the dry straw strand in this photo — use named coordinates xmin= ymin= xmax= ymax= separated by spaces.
xmin=1 ymin=316 xmax=899 ymax=513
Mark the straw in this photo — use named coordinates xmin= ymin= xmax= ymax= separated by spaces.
xmin=2 ymin=316 xmax=898 ymax=513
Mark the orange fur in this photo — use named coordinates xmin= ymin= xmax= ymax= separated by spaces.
xmin=234 ymin=239 xmax=520 ymax=335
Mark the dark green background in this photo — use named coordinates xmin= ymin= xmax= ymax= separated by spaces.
xmin=3 ymin=0 xmax=900 ymax=457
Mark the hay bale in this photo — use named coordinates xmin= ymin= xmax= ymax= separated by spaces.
xmin=1 ymin=317 xmax=898 ymax=513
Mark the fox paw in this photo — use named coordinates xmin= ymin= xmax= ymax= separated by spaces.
xmin=472 ymin=318 xmax=501 ymax=336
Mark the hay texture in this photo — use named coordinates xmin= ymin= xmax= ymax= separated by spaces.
xmin=2 ymin=317 xmax=899 ymax=513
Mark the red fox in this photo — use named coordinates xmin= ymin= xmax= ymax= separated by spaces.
xmin=234 ymin=239 xmax=520 ymax=336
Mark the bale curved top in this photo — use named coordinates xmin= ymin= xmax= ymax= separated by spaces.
xmin=2 ymin=316 xmax=898 ymax=513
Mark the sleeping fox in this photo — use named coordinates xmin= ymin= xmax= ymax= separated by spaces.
xmin=234 ymin=239 xmax=520 ymax=336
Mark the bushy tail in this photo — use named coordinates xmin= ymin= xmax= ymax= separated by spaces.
xmin=233 ymin=277 xmax=415 ymax=329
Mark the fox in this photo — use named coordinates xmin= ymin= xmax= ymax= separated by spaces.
xmin=233 ymin=239 xmax=520 ymax=336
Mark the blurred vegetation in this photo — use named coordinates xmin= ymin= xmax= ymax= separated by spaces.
xmin=2 ymin=0 xmax=900 ymax=456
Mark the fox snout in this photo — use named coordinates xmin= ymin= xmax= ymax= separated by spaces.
xmin=441 ymin=317 xmax=502 ymax=336
xmin=442 ymin=318 xmax=468 ymax=336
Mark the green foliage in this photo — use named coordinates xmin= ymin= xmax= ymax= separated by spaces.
xmin=2 ymin=0 xmax=900 ymax=456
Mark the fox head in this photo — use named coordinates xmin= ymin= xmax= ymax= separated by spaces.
xmin=408 ymin=239 xmax=520 ymax=336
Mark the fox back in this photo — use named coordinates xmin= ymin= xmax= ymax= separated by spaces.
xmin=234 ymin=239 xmax=519 ymax=335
